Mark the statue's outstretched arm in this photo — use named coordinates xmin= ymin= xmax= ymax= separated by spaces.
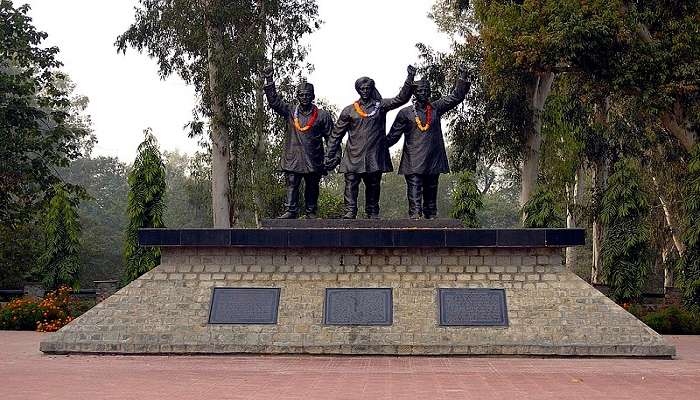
xmin=433 ymin=68 xmax=470 ymax=114
xmin=263 ymin=66 xmax=291 ymax=118
xmin=381 ymin=65 xmax=417 ymax=112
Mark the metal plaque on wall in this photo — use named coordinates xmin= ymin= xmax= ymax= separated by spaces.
xmin=324 ymin=288 xmax=393 ymax=326
xmin=438 ymin=288 xmax=508 ymax=326
xmin=208 ymin=288 xmax=280 ymax=324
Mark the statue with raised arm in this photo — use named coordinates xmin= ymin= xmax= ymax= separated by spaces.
xmin=264 ymin=66 xmax=334 ymax=219
xmin=324 ymin=65 xmax=416 ymax=219
xmin=387 ymin=67 xmax=471 ymax=219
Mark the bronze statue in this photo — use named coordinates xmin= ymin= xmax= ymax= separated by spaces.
xmin=324 ymin=65 xmax=417 ymax=219
xmin=263 ymin=66 xmax=334 ymax=219
xmin=387 ymin=67 xmax=471 ymax=219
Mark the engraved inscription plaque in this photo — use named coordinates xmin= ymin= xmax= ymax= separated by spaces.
xmin=324 ymin=288 xmax=392 ymax=326
xmin=208 ymin=288 xmax=280 ymax=324
xmin=438 ymin=288 xmax=508 ymax=326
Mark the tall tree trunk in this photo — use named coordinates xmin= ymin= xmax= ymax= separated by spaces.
xmin=204 ymin=3 xmax=231 ymax=228
xmin=519 ymin=72 xmax=555 ymax=211
xmin=661 ymin=101 xmax=697 ymax=152
xmin=661 ymin=242 xmax=675 ymax=290
xmin=590 ymin=98 xmax=610 ymax=284
xmin=591 ymin=159 xmax=608 ymax=284
xmin=251 ymin=0 xmax=267 ymax=227
xmin=651 ymin=175 xmax=686 ymax=256
xmin=566 ymin=166 xmax=584 ymax=270
xmin=252 ymin=79 xmax=266 ymax=227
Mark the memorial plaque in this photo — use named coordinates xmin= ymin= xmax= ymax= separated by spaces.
xmin=208 ymin=288 xmax=280 ymax=324
xmin=324 ymin=288 xmax=392 ymax=325
xmin=438 ymin=288 xmax=508 ymax=326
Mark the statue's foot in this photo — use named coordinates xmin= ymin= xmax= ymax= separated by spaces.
xmin=366 ymin=214 xmax=380 ymax=220
xmin=305 ymin=212 xmax=318 ymax=219
xmin=408 ymin=214 xmax=421 ymax=220
xmin=277 ymin=211 xmax=298 ymax=219
xmin=423 ymin=214 xmax=437 ymax=220
xmin=342 ymin=211 xmax=356 ymax=219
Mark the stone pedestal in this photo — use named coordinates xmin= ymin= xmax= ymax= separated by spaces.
xmin=94 ymin=280 xmax=119 ymax=303
xmin=23 ymin=283 xmax=45 ymax=299
xmin=40 ymin=226 xmax=675 ymax=357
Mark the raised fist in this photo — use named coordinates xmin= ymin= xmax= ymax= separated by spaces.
xmin=458 ymin=65 xmax=470 ymax=80
xmin=407 ymin=65 xmax=417 ymax=78
xmin=263 ymin=65 xmax=274 ymax=83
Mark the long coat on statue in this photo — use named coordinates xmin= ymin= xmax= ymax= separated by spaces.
xmin=387 ymin=77 xmax=470 ymax=175
xmin=325 ymin=79 xmax=413 ymax=174
xmin=264 ymin=83 xmax=333 ymax=174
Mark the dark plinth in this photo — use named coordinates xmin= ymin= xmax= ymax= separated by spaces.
xmin=139 ymin=226 xmax=585 ymax=248
xmin=208 ymin=288 xmax=280 ymax=324
xmin=324 ymin=288 xmax=393 ymax=326
xmin=261 ymin=218 xmax=465 ymax=229
xmin=438 ymin=288 xmax=508 ymax=326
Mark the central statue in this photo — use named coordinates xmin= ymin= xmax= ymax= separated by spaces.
xmin=325 ymin=65 xmax=417 ymax=219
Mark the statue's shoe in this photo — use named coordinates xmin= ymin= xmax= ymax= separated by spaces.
xmin=366 ymin=214 xmax=381 ymax=220
xmin=342 ymin=212 xmax=356 ymax=219
xmin=305 ymin=212 xmax=318 ymax=219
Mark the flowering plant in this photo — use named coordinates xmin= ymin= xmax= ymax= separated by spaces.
xmin=0 ymin=286 xmax=93 ymax=332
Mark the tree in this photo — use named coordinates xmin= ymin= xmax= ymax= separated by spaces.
xmin=1 ymin=1 xmax=91 ymax=227
xmin=521 ymin=187 xmax=565 ymax=229
xmin=35 ymin=184 xmax=82 ymax=290
xmin=62 ymin=156 xmax=129 ymax=286
xmin=163 ymin=151 xmax=213 ymax=228
xmin=450 ymin=171 xmax=482 ymax=228
xmin=600 ymin=159 xmax=652 ymax=303
xmin=123 ymin=130 xmax=166 ymax=283
xmin=116 ymin=0 xmax=320 ymax=227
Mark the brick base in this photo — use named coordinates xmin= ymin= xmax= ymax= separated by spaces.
xmin=40 ymin=247 xmax=675 ymax=357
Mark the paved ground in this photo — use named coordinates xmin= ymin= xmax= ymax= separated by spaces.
xmin=2 ymin=332 xmax=699 ymax=399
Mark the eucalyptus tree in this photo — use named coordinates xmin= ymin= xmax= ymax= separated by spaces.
xmin=117 ymin=0 xmax=319 ymax=227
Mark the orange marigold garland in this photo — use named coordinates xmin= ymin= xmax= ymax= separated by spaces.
xmin=353 ymin=100 xmax=381 ymax=118
xmin=293 ymin=105 xmax=319 ymax=132
xmin=414 ymin=103 xmax=433 ymax=132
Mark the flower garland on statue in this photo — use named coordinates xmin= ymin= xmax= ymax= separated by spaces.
xmin=293 ymin=105 xmax=319 ymax=132
xmin=353 ymin=100 xmax=382 ymax=118
xmin=413 ymin=103 xmax=433 ymax=132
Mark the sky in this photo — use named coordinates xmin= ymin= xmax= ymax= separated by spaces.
xmin=23 ymin=0 xmax=452 ymax=162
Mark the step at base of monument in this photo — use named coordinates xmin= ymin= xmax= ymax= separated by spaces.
xmin=40 ymin=246 xmax=675 ymax=358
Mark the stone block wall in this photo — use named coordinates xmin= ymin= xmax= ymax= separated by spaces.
xmin=41 ymin=246 xmax=674 ymax=357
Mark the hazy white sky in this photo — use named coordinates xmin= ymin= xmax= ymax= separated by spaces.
xmin=23 ymin=0 xmax=451 ymax=162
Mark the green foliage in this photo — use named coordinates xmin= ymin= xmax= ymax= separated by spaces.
xmin=0 ymin=2 xmax=91 ymax=227
xmin=317 ymin=188 xmax=344 ymax=219
xmin=450 ymin=171 xmax=482 ymax=228
xmin=35 ymin=184 xmax=83 ymax=290
xmin=163 ymin=151 xmax=213 ymax=228
xmin=123 ymin=130 xmax=166 ymax=283
xmin=0 ymin=223 xmax=41 ymax=288
xmin=600 ymin=159 xmax=652 ymax=302
xmin=62 ymin=156 xmax=129 ymax=287
xmin=637 ymin=305 xmax=700 ymax=335
xmin=0 ymin=297 xmax=43 ymax=330
xmin=522 ymin=188 xmax=564 ymax=228
xmin=678 ymin=145 xmax=700 ymax=306
xmin=0 ymin=286 xmax=94 ymax=331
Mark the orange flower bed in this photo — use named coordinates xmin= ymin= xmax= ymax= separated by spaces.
xmin=0 ymin=286 xmax=92 ymax=332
